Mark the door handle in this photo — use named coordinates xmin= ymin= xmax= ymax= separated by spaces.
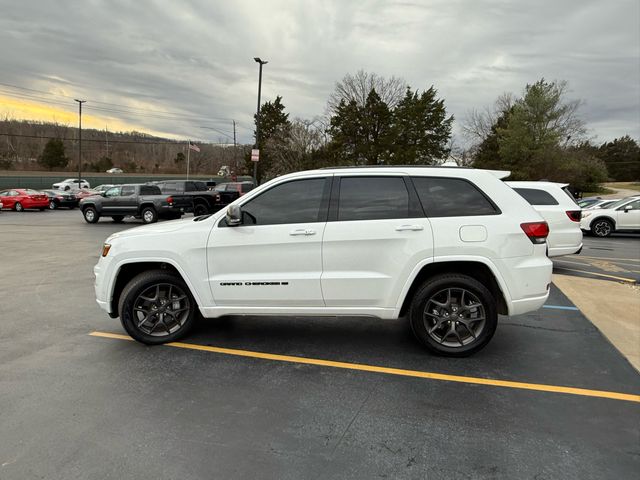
xmin=290 ymin=228 xmax=316 ymax=236
xmin=395 ymin=225 xmax=424 ymax=231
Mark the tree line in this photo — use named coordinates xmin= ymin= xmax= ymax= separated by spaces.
xmin=1 ymin=71 xmax=638 ymax=190
xmin=0 ymin=118 xmax=244 ymax=175
xmin=250 ymin=72 xmax=639 ymax=191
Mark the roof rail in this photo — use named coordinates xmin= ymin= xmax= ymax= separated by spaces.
xmin=319 ymin=164 xmax=471 ymax=170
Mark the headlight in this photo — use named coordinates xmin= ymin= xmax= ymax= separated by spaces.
xmin=102 ymin=243 xmax=112 ymax=257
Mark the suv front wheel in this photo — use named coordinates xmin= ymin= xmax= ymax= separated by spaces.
xmin=409 ymin=274 xmax=497 ymax=357
xmin=119 ymin=270 xmax=197 ymax=344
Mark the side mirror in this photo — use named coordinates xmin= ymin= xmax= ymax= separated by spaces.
xmin=624 ymin=206 xmax=631 ymax=212
xmin=226 ymin=204 xmax=242 ymax=226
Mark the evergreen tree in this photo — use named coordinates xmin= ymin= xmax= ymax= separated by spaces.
xmin=598 ymin=136 xmax=640 ymax=181
xmin=38 ymin=138 xmax=68 ymax=170
xmin=390 ymin=87 xmax=453 ymax=165
xmin=248 ymin=96 xmax=290 ymax=181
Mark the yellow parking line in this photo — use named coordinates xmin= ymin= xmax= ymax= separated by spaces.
xmin=553 ymin=267 xmax=636 ymax=283
xmin=89 ymin=331 xmax=640 ymax=404
xmin=580 ymin=255 xmax=640 ymax=263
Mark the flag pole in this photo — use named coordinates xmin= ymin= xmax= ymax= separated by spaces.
xmin=186 ymin=140 xmax=190 ymax=180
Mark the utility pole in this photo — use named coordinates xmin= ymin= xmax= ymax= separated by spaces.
xmin=253 ymin=57 xmax=268 ymax=185
xmin=186 ymin=140 xmax=190 ymax=180
xmin=105 ymin=125 xmax=109 ymax=159
xmin=74 ymin=99 xmax=86 ymax=187
xmin=233 ymin=120 xmax=237 ymax=175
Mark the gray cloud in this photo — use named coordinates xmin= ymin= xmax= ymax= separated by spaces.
xmin=0 ymin=0 xmax=638 ymax=145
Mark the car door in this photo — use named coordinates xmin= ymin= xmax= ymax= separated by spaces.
xmin=616 ymin=199 xmax=640 ymax=229
xmin=0 ymin=190 xmax=14 ymax=209
xmin=321 ymin=175 xmax=433 ymax=309
xmin=207 ymin=176 xmax=331 ymax=307
xmin=101 ymin=187 xmax=121 ymax=214
xmin=117 ymin=185 xmax=137 ymax=213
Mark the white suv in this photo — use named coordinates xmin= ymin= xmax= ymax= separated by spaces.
xmin=507 ymin=181 xmax=583 ymax=257
xmin=580 ymin=196 xmax=640 ymax=237
xmin=94 ymin=167 xmax=552 ymax=356
xmin=52 ymin=178 xmax=91 ymax=191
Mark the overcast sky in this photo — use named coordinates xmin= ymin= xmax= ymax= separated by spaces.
xmin=0 ymin=0 xmax=638 ymax=146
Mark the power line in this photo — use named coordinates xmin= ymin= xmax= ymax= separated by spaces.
xmin=0 ymin=88 xmax=223 ymax=123
xmin=0 ymin=81 xmax=236 ymax=122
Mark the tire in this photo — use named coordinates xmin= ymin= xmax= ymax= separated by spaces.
xmin=408 ymin=274 xmax=497 ymax=357
xmin=49 ymin=201 xmax=57 ymax=210
xmin=83 ymin=206 xmax=100 ymax=223
xmin=14 ymin=202 xmax=23 ymax=212
xmin=591 ymin=218 xmax=614 ymax=237
xmin=118 ymin=270 xmax=197 ymax=345
xmin=112 ymin=215 xmax=124 ymax=223
xmin=193 ymin=203 xmax=209 ymax=216
xmin=64 ymin=186 xmax=70 ymax=191
xmin=141 ymin=206 xmax=158 ymax=224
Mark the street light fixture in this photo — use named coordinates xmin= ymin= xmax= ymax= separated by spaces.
xmin=74 ymin=99 xmax=86 ymax=189
xmin=253 ymin=57 xmax=268 ymax=184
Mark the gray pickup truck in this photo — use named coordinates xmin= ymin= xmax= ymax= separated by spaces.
xmin=152 ymin=180 xmax=220 ymax=216
xmin=79 ymin=184 xmax=192 ymax=224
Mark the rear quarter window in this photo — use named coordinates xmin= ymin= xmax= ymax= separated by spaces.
xmin=513 ymin=188 xmax=559 ymax=206
xmin=140 ymin=185 xmax=161 ymax=195
xmin=412 ymin=177 xmax=499 ymax=217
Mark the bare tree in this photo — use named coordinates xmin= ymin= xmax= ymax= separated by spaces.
xmin=263 ymin=118 xmax=326 ymax=179
xmin=461 ymin=92 xmax=515 ymax=143
xmin=327 ymin=70 xmax=408 ymax=115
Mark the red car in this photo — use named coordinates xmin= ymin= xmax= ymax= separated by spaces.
xmin=0 ymin=189 xmax=50 ymax=211
xmin=74 ymin=189 xmax=101 ymax=201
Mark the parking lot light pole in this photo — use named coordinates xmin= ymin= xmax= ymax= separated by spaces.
xmin=253 ymin=57 xmax=267 ymax=185
xmin=74 ymin=99 xmax=86 ymax=187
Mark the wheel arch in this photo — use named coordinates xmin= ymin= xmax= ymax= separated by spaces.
xmin=109 ymin=260 xmax=202 ymax=318
xmin=397 ymin=259 xmax=509 ymax=317
xmin=590 ymin=215 xmax=616 ymax=228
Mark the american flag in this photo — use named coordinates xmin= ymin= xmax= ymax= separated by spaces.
xmin=188 ymin=141 xmax=200 ymax=153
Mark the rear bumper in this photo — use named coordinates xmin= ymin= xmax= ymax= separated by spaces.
xmin=509 ymin=291 xmax=550 ymax=316
xmin=548 ymin=242 xmax=583 ymax=257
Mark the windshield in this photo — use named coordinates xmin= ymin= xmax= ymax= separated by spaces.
xmin=607 ymin=197 xmax=637 ymax=210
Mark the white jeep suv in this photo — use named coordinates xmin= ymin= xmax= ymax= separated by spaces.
xmin=94 ymin=167 xmax=552 ymax=356
xmin=507 ymin=181 xmax=583 ymax=257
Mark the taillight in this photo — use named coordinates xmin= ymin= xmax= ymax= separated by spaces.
xmin=167 ymin=196 xmax=174 ymax=205
xmin=566 ymin=210 xmax=581 ymax=222
xmin=520 ymin=222 xmax=549 ymax=244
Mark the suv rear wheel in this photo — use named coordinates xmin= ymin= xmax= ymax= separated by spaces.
xmin=119 ymin=270 xmax=197 ymax=344
xmin=409 ymin=274 xmax=497 ymax=357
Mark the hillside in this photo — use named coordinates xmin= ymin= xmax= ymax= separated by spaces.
xmin=0 ymin=119 xmax=247 ymax=175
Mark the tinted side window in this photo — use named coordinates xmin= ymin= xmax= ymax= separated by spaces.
xmin=159 ymin=182 xmax=178 ymax=193
xmin=121 ymin=186 xmax=135 ymax=196
xmin=513 ymin=188 xmax=559 ymax=206
xmin=412 ymin=177 xmax=498 ymax=217
xmin=338 ymin=177 xmax=409 ymax=221
xmin=140 ymin=185 xmax=161 ymax=195
xmin=104 ymin=187 xmax=121 ymax=197
xmin=242 ymin=178 xmax=327 ymax=226
xmin=194 ymin=181 xmax=207 ymax=191
xmin=185 ymin=182 xmax=197 ymax=192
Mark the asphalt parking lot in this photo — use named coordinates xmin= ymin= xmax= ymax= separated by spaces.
xmin=552 ymin=234 xmax=640 ymax=284
xmin=1 ymin=210 xmax=639 ymax=479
